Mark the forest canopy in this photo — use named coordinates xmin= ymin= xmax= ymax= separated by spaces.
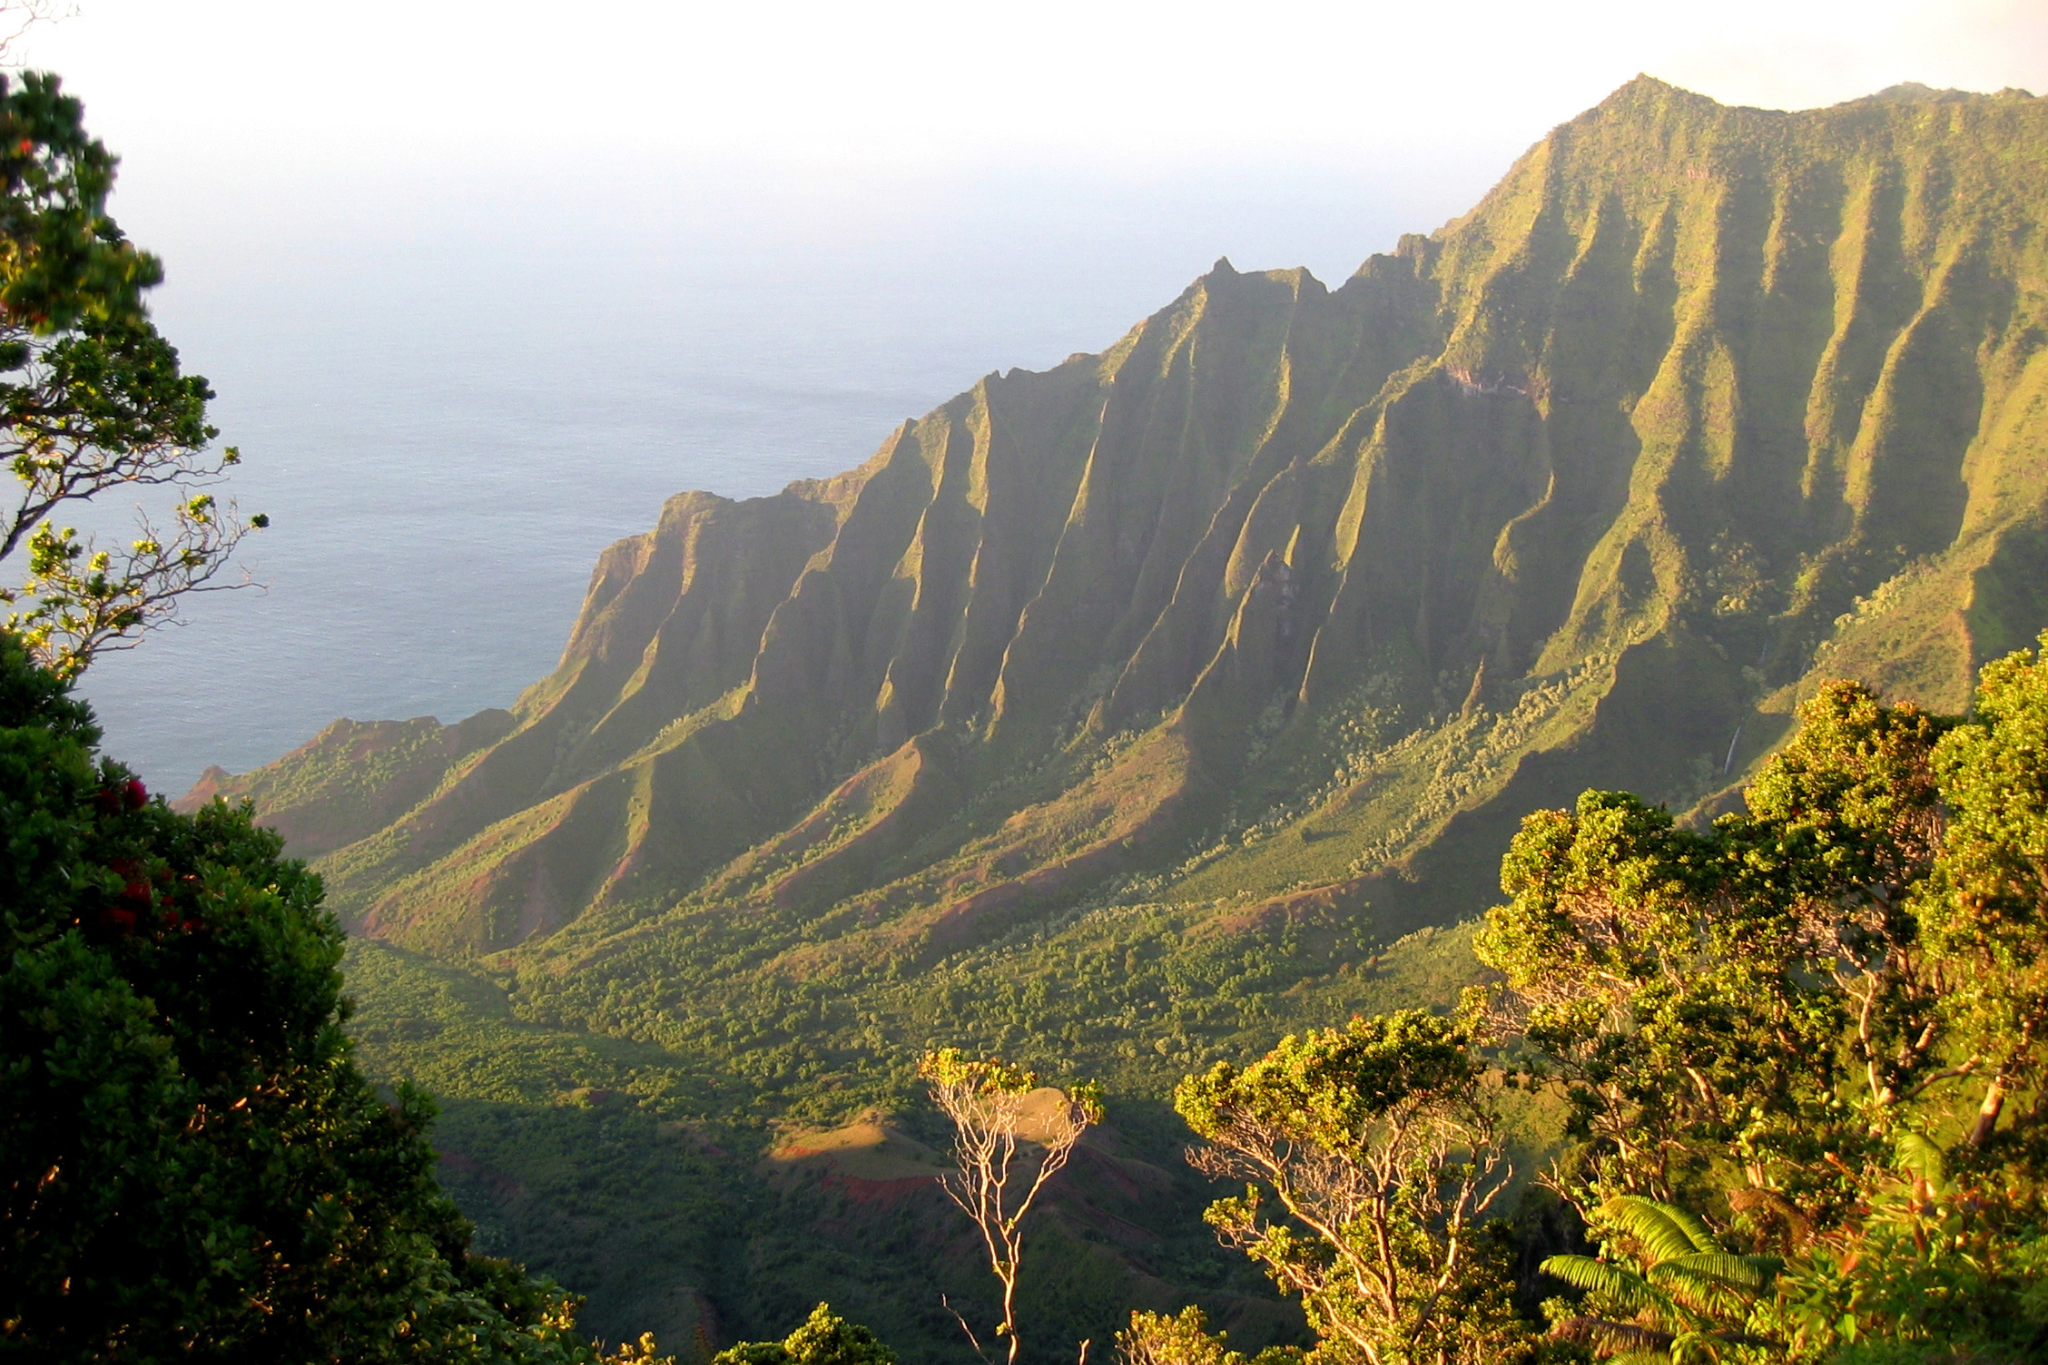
xmin=1141 ymin=641 xmax=2048 ymax=1365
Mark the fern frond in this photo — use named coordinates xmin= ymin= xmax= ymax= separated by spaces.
xmin=1540 ymin=1254 xmax=1655 ymax=1311
xmin=1661 ymin=1203 xmax=1721 ymax=1255
xmin=1602 ymin=1195 xmax=1711 ymax=1263
xmin=1657 ymin=1251 xmax=1779 ymax=1293
xmin=1648 ymin=1262 xmax=1751 ymax=1319
xmin=1548 ymin=1315 xmax=1675 ymax=1358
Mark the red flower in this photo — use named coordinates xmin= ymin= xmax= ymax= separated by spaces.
xmin=124 ymin=778 xmax=148 ymax=811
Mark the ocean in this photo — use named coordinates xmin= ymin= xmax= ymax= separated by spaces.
xmin=63 ymin=153 xmax=1506 ymax=794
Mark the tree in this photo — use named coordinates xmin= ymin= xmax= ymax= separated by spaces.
xmin=1757 ymin=1134 xmax=2048 ymax=1361
xmin=0 ymin=67 xmax=262 ymax=677
xmin=1464 ymin=642 xmax=2048 ymax=1359
xmin=1173 ymin=1011 xmax=1525 ymax=1365
xmin=1734 ymin=681 xmax=1951 ymax=1124
xmin=1477 ymin=657 xmax=2048 ymax=1246
xmin=920 ymin=1048 xmax=1102 ymax=1365
xmin=1116 ymin=1306 xmax=1289 ymax=1365
xmin=712 ymin=1303 xmax=893 ymax=1365
xmin=1915 ymin=637 xmax=2048 ymax=1157
xmin=0 ymin=630 xmax=649 ymax=1361
xmin=1473 ymin=682 xmax=1967 ymax=1231
xmin=1166 ymin=643 xmax=2048 ymax=1365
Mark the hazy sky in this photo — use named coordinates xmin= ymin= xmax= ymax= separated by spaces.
xmin=0 ymin=0 xmax=2030 ymax=311
xmin=16 ymin=0 xmax=2048 ymax=170
xmin=8 ymin=0 xmax=2041 ymax=289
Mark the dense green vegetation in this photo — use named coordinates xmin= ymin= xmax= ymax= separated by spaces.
xmin=24 ymin=622 xmax=2043 ymax=1361
xmin=348 ymin=905 xmax=1483 ymax=1355
xmin=714 ymin=1304 xmax=897 ymax=1365
xmin=1143 ymin=642 xmax=2048 ymax=1363
xmin=0 ymin=633 xmax=677 ymax=1360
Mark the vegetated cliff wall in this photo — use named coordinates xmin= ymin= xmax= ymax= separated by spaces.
xmin=192 ymin=78 xmax=2048 ymax=974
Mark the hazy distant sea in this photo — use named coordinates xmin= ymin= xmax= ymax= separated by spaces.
xmin=66 ymin=156 xmax=1504 ymax=793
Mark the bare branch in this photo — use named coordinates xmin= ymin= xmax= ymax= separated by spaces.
xmin=0 ymin=1 xmax=73 ymax=68
xmin=923 ymin=1052 xmax=1099 ymax=1365
xmin=1182 ymin=1034 xmax=1518 ymax=1365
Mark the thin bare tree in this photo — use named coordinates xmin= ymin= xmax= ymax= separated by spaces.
xmin=920 ymin=1049 xmax=1102 ymax=1365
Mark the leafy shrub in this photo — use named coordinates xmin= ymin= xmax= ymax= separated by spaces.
xmin=0 ymin=630 xmax=646 ymax=1361
xmin=713 ymin=1303 xmax=895 ymax=1365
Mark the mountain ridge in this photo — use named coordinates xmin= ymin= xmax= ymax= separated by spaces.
xmin=189 ymin=77 xmax=2048 ymax=984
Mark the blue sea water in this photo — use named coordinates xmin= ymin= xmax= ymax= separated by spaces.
xmin=64 ymin=155 xmax=1504 ymax=794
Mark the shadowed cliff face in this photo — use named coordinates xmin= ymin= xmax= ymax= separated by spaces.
xmin=191 ymin=79 xmax=2048 ymax=977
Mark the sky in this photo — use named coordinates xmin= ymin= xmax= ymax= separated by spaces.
xmin=13 ymin=0 xmax=2045 ymax=328
xmin=15 ymin=0 xmax=2048 ymax=169
xmin=11 ymin=0 xmax=2048 ymax=280
xmin=8 ymin=0 xmax=2047 ymax=789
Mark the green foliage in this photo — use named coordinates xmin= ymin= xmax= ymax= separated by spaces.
xmin=1117 ymin=1306 xmax=1249 ymax=1365
xmin=1176 ymin=1012 xmax=1528 ymax=1365
xmin=713 ymin=1304 xmax=895 ymax=1365
xmin=0 ymin=71 xmax=260 ymax=675
xmin=1758 ymin=1139 xmax=2048 ymax=1362
xmin=335 ymin=915 xmax=1473 ymax=1364
xmin=920 ymin=1047 xmax=1039 ymax=1097
xmin=1914 ymin=638 xmax=2048 ymax=1156
xmin=1477 ymin=784 xmax=1864 ymax=1220
xmin=1115 ymin=1305 xmax=1304 ymax=1365
xmin=1465 ymin=639 xmax=2048 ymax=1362
xmin=1739 ymin=682 xmax=1949 ymax=903
xmin=1472 ymin=676 xmax=1991 ymax=1224
xmin=1175 ymin=1010 xmax=1477 ymax=1150
xmin=1541 ymin=1196 xmax=1779 ymax=1362
xmin=0 ymin=632 xmax=643 ymax=1361
xmin=1193 ymin=644 xmax=2047 ymax=1364
xmin=921 ymin=1047 xmax=1106 ymax=1122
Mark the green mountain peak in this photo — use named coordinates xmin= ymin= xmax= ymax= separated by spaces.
xmin=192 ymin=77 xmax=2048 ymax=968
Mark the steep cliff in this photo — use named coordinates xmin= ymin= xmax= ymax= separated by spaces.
xmin=201 ymin=79 xmax=2048 ymax=975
